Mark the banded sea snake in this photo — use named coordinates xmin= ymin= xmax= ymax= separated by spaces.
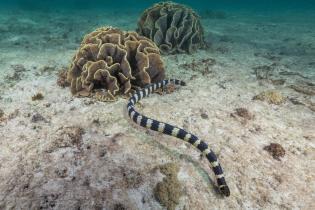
xmin=127 ymin=79 xmax=230 ymax=197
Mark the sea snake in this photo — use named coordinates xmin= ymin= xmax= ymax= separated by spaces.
xmin=127 ymin=78 xmax=230 ymax=197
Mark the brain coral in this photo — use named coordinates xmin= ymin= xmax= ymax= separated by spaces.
xmin=137 ymin=1 xmax=205 ymax=54
xmin=67 ymin=27 xmax=165 ymax=101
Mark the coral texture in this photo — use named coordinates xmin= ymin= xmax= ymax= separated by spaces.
xmin=67 ymin=27 xmax=165 ymax=101
xmin=137 ymin=1 xmax=205 ymax=54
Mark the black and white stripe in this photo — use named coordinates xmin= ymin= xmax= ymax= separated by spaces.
xmin=127 ymin=79 xmax=230 ymax=197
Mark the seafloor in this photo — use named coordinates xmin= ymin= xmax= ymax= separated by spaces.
xmin=0 ymin=8 xmax=314 ymax=210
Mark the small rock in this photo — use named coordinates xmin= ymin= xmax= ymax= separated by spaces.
xmin=200 ymin=113 xmax=208 ymax=119
xmin=31 ymin=113 xmax=46 ymax=123
xmin=264 ymin=143 xmax=285 ymax=161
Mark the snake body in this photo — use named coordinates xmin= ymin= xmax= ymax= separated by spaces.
xmin=127 ymin=79 xmax=230 ymax=197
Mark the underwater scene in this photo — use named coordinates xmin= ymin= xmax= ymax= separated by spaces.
xmin=0 ymin=0 xmax=314 ymax=209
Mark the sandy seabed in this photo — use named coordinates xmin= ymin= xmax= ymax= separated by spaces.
xmin=0 ymin=8 xmax=314 ymax=210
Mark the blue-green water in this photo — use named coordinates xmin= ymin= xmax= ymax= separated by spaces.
xmin=1 ymin=0 xmax=315 ymax=11
xmin=0 ymin=0 xmax=314 ymax=67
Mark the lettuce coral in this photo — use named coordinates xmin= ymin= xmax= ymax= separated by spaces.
xmin=137 ymin=1 xmax=205 ymax=54
xmin=67 ymin=27 xmax=165 ymax=101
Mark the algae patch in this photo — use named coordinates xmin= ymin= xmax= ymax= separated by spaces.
xmin=264 ymin=143 xmax=285 ymax=161
xmin=32 ymin=92 xmax=44 ymax=101
xmin=154 ymin=163 xmax=182 ymax=210
xmin=253 ymin=90 xmax=285 ymax=105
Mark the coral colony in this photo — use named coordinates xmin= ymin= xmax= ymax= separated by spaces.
xmin=66 ymin=27 xmax=165 ymax=101
xmin=137 ymin=1 xmax=205 ymax=54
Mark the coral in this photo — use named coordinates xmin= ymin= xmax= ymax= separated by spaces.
xmin=253 ymin=90 xmax=285 ymax=105
xmin=66 ymin=27 xmax=165 ymax=101
xmin=264 ymin=143 xmax=285 ymax=161
xmin=137 ymin=1 xmax=205 ymax=54
xmin=154 ymin=163 xmax=182 ymax=210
